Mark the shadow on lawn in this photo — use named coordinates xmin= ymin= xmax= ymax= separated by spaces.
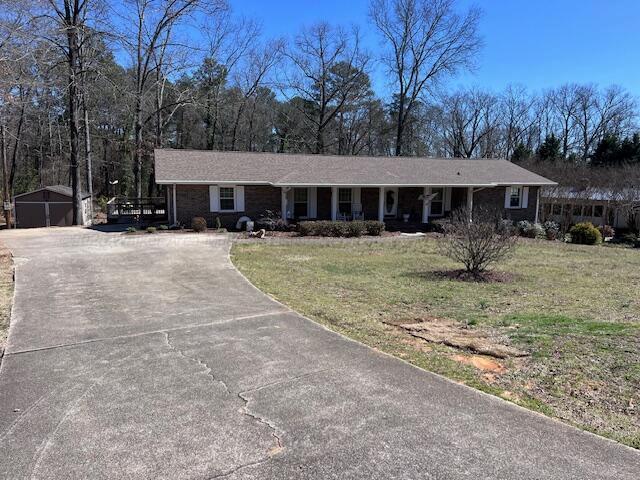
xmin=406 ymin=269 xmax=517 ymax=283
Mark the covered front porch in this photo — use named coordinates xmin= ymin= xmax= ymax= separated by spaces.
xmin=279 ymin=186 xmax=476 ymax=225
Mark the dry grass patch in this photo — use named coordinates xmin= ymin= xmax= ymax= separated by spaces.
xmin=0 ymin=242 xmax=13 ymax=353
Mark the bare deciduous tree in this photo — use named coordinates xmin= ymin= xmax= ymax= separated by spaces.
xmin=370 ymin=0 xmax=482 ymax=156
xmin=117 ymin=0 xmax=227 ymax=198
xmin=281 ymin=22 xmax=369 ymax=154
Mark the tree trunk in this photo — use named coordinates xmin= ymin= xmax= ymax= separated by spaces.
xmin=8 ymin=101 xmax=26 ymax=190
xmin=66 ymin=18 xmax=83 ymax=225
xmin=134 ymin=95 xmax=143 ymax=199
xmin=83 ymin=97 xmax=93 ymax=219
xmin=1 ymin=126 xmax=12 ymax=228
xmin=395 ymin=95 xmax=406 ymax=156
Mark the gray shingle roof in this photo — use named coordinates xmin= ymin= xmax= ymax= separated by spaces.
xmin=14 ymin=185 xmax=91 ymax=199
xmin=154 ymin=149 xmax=557 ymax=187
xmin=542 ymin=187 xmax=640 ymax=202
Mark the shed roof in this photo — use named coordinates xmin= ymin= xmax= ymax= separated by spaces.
xmin=154 ymin=149 xmax=556 ymax=187
xmin=14 ymin=185 xmax=91 ymax=200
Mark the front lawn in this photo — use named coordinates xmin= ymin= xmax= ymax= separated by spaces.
xmin=232 ymin=238 xmax=640 ymax=448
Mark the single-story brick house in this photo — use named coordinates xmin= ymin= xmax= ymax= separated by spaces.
xmin=155 ymin=149 xmax=556 ymax=229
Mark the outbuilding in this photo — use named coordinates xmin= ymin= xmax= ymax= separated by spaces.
xmin=13 ymin=185 xmax=92 ymax=228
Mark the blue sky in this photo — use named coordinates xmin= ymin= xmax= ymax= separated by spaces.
xmin=233 ymin=0 xmax=640 ymax=98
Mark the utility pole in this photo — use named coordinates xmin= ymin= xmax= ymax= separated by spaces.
xmin=1 ymin=125 xmax=12 ymax=228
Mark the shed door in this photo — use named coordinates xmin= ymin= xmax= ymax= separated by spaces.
xmin=48 ymin=203 xmax=73 ymax=226
xmin=15 ymin=203 xmax=47 ymax=228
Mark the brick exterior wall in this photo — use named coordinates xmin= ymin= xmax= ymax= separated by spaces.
xmin=473 ymin=186 xmax=538 ymax=222
xmin=175 ymin=184 xmax=280 ymax=229
xmin=172 ymin=183 xmax=538 ymax=228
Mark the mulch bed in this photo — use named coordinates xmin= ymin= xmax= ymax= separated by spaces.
xmin=425 ymin=269 xmax=517 ymax=283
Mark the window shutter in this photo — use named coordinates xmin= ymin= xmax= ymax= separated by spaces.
xmin=235 ymin=186 xmax=245 ymax=212
xmin=308 ymin=187 xmax=317 ymax=218
xmin=504 ymin=187 xmax=511 ymax=209
xmin=210 ymin=186 xmax=220 ymax=212
xmin=522 ymin=187 xmax=529 ymax=209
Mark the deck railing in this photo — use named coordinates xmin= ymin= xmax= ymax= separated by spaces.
xmin=107 ymin=196 xmax=167 ymax=222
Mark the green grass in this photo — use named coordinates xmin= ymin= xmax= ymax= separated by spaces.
xmin=232 ymin=238 xmax=640 ymax=448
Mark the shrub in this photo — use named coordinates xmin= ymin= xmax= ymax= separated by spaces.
xmin=191 ymin=217 xmax=208 ymax=232
xmin=569 ymin=222 xmax=602 ymax=245
xmin=256 ymin=210 xmax=290 ymax=232
xmin=298 ymin=220 xmax=378 ymax=237
xmin=620 ymin=232 xmax=638 ymax=244
xmin=542 ymin=220 xmax=560 ymax=240
xmin=364 ymin=220 xmax=385 ymax=236
xmin=498 ymin=219 xmax=514 ymax=235
xmin=516 ymin=220 xmax=545 ymax=239
xmin=330 ymin=221 xmax=349 ymax=237
xmin=159 ymin=224 xmax=169 ymax=230
xmin=438 ymin=207 xmax=517 ymax=275
xmin=345 ymin=221 xmax=366 ymax=237
xmin=97 ymin=196 xmax=110 ymax=212
xmin=297 ymin=221 xmax=316 ymax=236
xmin=634 ymin=238 xmax=640 ymax=249
xmin=146 ymin=226 xmax=157 ymax=234
xmin=598 ymin=225 xmax=615 ymax=238
xmin=126 ymin=226 xmax=137 ymax=234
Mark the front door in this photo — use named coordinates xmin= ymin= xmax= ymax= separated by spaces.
xmin=383 ymin=187 xmax=398 ymax=217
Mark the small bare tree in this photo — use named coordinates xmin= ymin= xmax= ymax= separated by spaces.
xmin=437 ymin=207 xmax=516 ymax=276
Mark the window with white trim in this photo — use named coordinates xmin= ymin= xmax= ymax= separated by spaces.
xmin=219 ymin=187 xmax=235 ymax=211
xmin=430 ymin=188 xmax=444 ymax=216
xmin=338 ymin=188 xmax=352 ymax=215
xmin=509 ymin=186 xmax=522 ymax=208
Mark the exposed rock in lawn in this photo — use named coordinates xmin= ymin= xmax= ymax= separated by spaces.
xmin=394 ymin=318 xmax=529 ymax=359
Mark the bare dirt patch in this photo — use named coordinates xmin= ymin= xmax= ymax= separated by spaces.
xmin=452 ymin=354 xmax=506 ymax=373
xmin=424 ymin=269 xmax=517 ymax=283
xmin=388 ymin=317 xmax=529 ymax=359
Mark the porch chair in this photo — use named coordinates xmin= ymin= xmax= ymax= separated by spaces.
xmin=352 ymin=203 xmax=364 ymax=220
xmin=337 ymin=212 xmax=349 ymax=221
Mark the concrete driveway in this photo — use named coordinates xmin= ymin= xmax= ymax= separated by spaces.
xmin=0 ymin=228 xmax=637 ymax=479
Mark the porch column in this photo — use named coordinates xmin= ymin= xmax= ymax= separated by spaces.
xmin=467 ymin=186 xmax=474 ymax=222
xmin=534 ymin=188 xmax=540 ymax=223
xmin=281 ymin=187 xmax=289 ymax=223
xmin=331 ymin=186 xmax=338 ymax=221
xmin=422 ymin=186 xmax=429 ymax=224
xmin=172 ymin=184 xmax=177 ymax=225
xmin=378 ymin=187 xmax=384 ymax=222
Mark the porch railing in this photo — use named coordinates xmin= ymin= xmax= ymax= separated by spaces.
xmin=107 ymin=196 xmax=167 ymax=222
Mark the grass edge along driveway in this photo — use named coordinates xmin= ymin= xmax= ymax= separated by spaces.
xmin=0 ymin=242 xmax=13 ymax=354
xmin=231 ymin=237 xmax=640 ymax=449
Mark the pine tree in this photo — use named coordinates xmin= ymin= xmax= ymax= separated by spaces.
xmin=537 ymin=133 xmax=561 ymax=161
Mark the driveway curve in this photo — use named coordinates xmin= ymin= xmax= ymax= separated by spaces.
xmin=0 ymin=228 xmax=637 ymax=479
